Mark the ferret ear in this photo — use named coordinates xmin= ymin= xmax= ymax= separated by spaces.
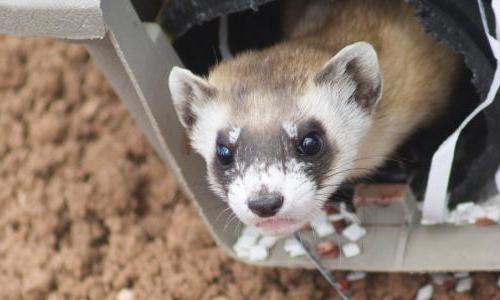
xmin=168 ymin=66 xmax=217 ymax=130
xmin=314 ymin=41 xmax=382 ymax=111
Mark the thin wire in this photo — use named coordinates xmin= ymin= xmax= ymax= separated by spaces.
xmin=293 ymin=232 xmax=351 ymax=300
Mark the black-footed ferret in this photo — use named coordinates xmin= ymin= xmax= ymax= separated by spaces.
xmin=168 ymin=0 xmax=463 ymax=235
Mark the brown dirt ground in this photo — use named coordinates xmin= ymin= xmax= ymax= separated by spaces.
xmin=1 ymin=35 xmax=500 ymax=300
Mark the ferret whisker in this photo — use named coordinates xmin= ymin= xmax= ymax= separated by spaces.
xmin=322 ymin=167 xmax=374 ymax=179
xmin=224 ymin=213 xmax=238 ymax=232
xmin=216 ymin=206 xmax=233 ymax=222
xmin=234 ymin=221 xmax=243 ymax=237
xmin=316 ymin=183 xmax=344 ymax=190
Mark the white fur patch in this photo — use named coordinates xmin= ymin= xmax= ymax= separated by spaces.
xmin=282 ymin=121 xmax=298 ymax=139
xmin=190 ymin=101 xmax=230 ymax=163
xmin=227 ymin=159 xmax=319 ymax=233
xmin=228 ymin=127 xmax=241 ymax=144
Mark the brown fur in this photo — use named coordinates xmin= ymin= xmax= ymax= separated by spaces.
xmin=208 ymin=0 xmax=463 ymax=179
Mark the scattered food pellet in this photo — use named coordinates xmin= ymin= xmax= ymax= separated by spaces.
xmin=342 ymin=243 xmax=361 ymax=258
xmin=415 ymin=284 xmax=433 ymax=300
xmin=323 ymin=202 xmax=339 ymax=214
xmin=331 ymin=219 xmax=347 ymax=233
xmin=353 ymin=183 xmax=409 ymax=207
xmin=248 ymin=245 xmax=269 ymax=261
xmin=475 ymin=217 xmax=496 ymax=226
xmin=455 ymin=277 xmax=473 ymax=293
xmin=301 ymin=222 xmax=312 ymax=230
xmin=342 ymin=223 xmax=367 ymax=242
xmin=442 ymin=279 xmax=456 ymax=290
xmin=117 ymin=289 xmax=134 ymax=300
xmin=338 ymin=276 xmax=350 ymax=290
xmin=316 ymin=241 xmax=340 ymax=259
xmin=310 ymin=213 xmax=336 ymax=238
xmin=346 ymin=271 xmax=366 ymax=282
xmin=328 ymin=213 xmax=345 ymax=222
xmin=284 ymin=238 xmax=307 ymax=257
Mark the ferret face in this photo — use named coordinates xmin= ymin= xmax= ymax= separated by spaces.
xmin=169 ymin=42 xmax=382 ymax=236
xmin=211 ymin=119 xmax=334 ymax=236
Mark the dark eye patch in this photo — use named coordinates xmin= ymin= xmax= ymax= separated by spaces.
xmin=210 ymin=129 xmax=241 ymax=194
xmin=293 ymin=119 xmax=337 ymax=188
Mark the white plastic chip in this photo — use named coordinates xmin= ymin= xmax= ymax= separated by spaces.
xmin=233 ymin=246 xmax=250 ymax=259
xmin=288 ymin=247 xmax=306 ymax=257
xmin=455 ymin=277 xmax=472 ymax=293
xmin=456 ymin=202 xmax=475 ymax=212
xmin=310 ymin=213 xmax=335 ymax=237
xmin=235 ymin=227 xmax=260 ymax=248
xmin=284 ymin=238 xmax=307 ymax=257
xmin=233 ymin=226 xmax=261 ymax=259
xmin=346 ymin=271 xmax=366 ymax=281
xmin=447 ymin=201 xmax=499 ymax=225
xmin=284 ymin=238 xmax=297 ymax=249
xmin=342 ymin=243 xmax=361 ymax=258
xmin=248 ymin=245 xmax=269 ymax=261
xmin=342 ymin=223 xmax=367 ymax=242
xmin=467 ymin=206 xmax=487 ymax=223
xmin=314 ymin=223 xmax=336 ymax=238
xmin=415 ymin=284 xmax=433 ymax=300
xmin=242 ymin=226 xmax=261 ymax=239
xmin=233 ymin=234 xmax=258 ymax=251
xmin=340 ymin=202 xmax=361 ymax=224
xmin=448 ymin=204 xmax=474 ymax=224
xmin=258 ymin=235 xmax=280 ymax=248
xmin=485 ymin=206 xmax=500 ymax=222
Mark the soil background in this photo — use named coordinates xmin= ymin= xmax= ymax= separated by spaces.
xmin=1 ymin=36 xmax=500 ymax=300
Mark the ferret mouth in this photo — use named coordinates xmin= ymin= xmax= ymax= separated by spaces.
xmin=255 ymin=217 xmax=299 ymax=235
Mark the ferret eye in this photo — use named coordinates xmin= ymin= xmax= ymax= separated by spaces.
xmin=216 ymin=144 xmax=234 ymax=165
xmin=297 ymin=132 xmax=323 ymax=156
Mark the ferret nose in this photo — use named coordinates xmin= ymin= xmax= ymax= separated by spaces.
xmin=248 ymin=194 xmax=284 ymax=218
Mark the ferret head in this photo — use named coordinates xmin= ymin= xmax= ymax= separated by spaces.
xmin=168 ymin=42 xmax=382 ymax=236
